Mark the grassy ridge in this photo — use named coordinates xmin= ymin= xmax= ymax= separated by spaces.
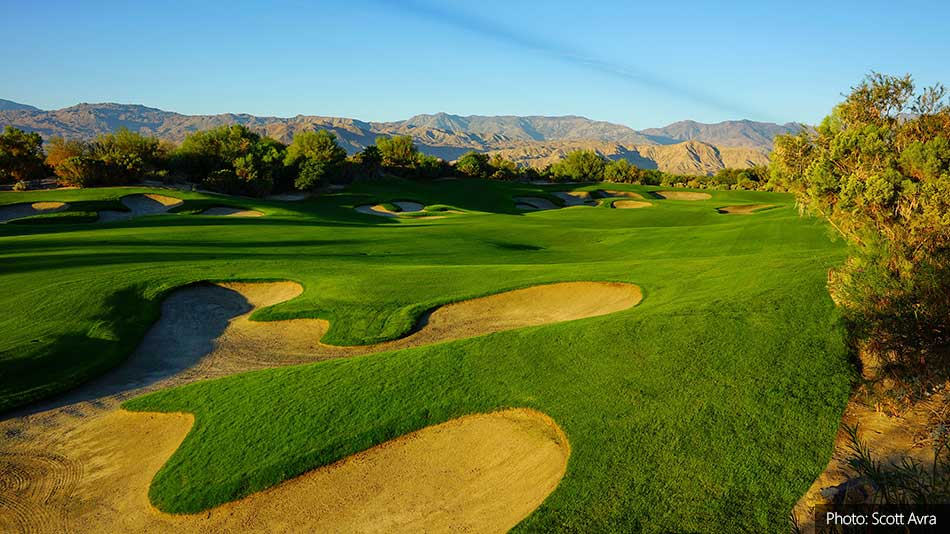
xmin=0 ymin=179 xmax=851 ymax=530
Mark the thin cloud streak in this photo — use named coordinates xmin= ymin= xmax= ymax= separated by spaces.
xmin=371 ymin=0 xmax=771 ymax=120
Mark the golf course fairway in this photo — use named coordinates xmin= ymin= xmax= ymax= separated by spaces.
xmin=0 ymin=178 xmax=852 ymax=532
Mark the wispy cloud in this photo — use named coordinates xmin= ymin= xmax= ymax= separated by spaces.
xmin=369 ymin=0 xmax=768 ymax=120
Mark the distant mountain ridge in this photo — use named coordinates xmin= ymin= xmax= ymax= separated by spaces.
xmin=0 ymin=100 xmax=803 ymax=175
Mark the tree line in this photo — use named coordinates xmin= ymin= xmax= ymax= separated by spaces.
xmin=1 ymin=124 xmax=779 ymax=195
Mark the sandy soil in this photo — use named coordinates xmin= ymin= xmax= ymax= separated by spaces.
xmin=514 ymin=197 xmax=559 ymax=210
xmin=1 ymin=280 xmax=640 ymax=532
xmin=200 ymin=207 xmax=264 ymax=217
xmin=98 ymin=194 xmax=183 ymax=222
xmin=612 ymin=200 xmax=652 ymax=209
xmin=716 ymin=204 xmax=773 ymax=215
xmin=0 ymin=202 xmax=68 ymax=223
xmin=355 ymin=201 xmax=424 ymax=217
xmin=654 ymin=191 xmax=711 ymax=200
xmin=552 ymin=192 xmax=596 ymax=206
xmin=599 ymin=190 xmax=645 ymax=200
xmin=792 ymin=394 xmax=943 ymax=532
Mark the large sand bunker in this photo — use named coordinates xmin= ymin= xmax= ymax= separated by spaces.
xmin=0 ymin=408 xmax=567 ymax=533
xmin=552 ymin=191 xmax=596 ymax=206
xmin=654 ymin=191 xmax=711 ymax=200
xmin=1 ymin=280 xmax=639 ymax=531
xmin=716 ymin=204 xmax=774 ymax=215
xmin=98 ymin=194 xmax=183 ymax=222
xmin=0 ymin=202 xmax=68 ymax=223
xmin=355 ymin=201 xmax=424 ymax=217
xmin=200 ymin=207 xmax=264 ymax=217
xmin=612 ymin=200 xmax=652 ymax=209
xmin=514 ymin=196 xmax=559 ymax=211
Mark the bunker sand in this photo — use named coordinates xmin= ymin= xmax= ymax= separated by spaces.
xmin=654 ymin=191 xmax=711 ymax=200
xmin=613 ymin=200 xmax=652 ymax=209
xmin=1 ymin=280 xmax=639 ymax=532
xmin=716 ymin=204 xmax=773 ymax=214
xmin=0 ymin=201 xmax=68 ymax=223
xmin=0 ymin=408 xmax=567 ymax=534
xmin=200 ymin=207 xmax=264 ymax=217
xmin=355 ymin=201 xmax=424 ymax=217
xmin=98 ymin=194 xmax=183 ymax=222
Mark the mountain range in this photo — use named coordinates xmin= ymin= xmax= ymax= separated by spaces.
xmin=0 ymin=100 xmax=805 ymax=176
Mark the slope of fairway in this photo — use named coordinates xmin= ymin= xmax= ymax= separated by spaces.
xmin=0 ymin=179 xmax=852 ymax=532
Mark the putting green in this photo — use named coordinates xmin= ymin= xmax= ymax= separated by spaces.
xmin=0 ymin=178 xmax=852 ymax=532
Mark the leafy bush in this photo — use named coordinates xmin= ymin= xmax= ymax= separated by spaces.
xmin=0 ymin=126 xmax=47 ymax=183
xmin=772 ymin=73 xmax=950 ymax=387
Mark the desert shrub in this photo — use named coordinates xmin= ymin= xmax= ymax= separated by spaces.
xmin=90 ymin=128 xmax=166 ymax=184
xmin=54 ymin=156 xmax=111 ymax=187
xmin=773 ymin=72 xmax=950 ymax=387
xmin=488 ymin=154 xmax=518 ymax=180
xmin=12 ymin=180 xmax=28 ymax=191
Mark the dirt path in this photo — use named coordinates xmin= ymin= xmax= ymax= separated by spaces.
xmin=791 ymin=393 xmax=942 ymax=532
xmin=1 ymin=280 xmax=640 ymax=532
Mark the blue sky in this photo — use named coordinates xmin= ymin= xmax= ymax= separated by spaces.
xmin=1 ymin=0 xmax=947 ymax=128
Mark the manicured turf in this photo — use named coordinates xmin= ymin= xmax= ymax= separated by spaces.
xmin=0 ymin=179 xmax=852 ymax=531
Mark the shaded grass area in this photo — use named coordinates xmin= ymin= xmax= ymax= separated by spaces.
xmin=1 ymin=179 xmax=852 ymax=531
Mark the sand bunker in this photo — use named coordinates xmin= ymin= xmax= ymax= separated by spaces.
xmin=612 ymin=200 xmax=652 ymax=209
xmin=716 ymin=204 xmax=773 ymax=215
xmin=98 ymin=194 xmax=183 ymax=222
xmin=0 ymin=201 xmax=68 ymax=223
xmin=599 ymin=190 xmax=645 ymax=199
xmin=654 ymin=191 xmax=711 ymax=200
xmin=514 ymin=197 xmax=559 ymax=210
xmin=552 ymin=191 xmax=597 ymax=206
xmin=1 ymin=280 xmax=639 ymax=531
xmin=355 ymin=201 xmax=425 ymax=218
xmin=1 ymin=408 xmax=567 ymax=533
xmin=200 ymin=207 xmax=264 ymax=217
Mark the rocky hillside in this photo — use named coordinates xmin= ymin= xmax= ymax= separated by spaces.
xmin=640 ymin=119 xmax=804 ymax=151
xmin=0 ymin=100 xmax=790 ymax=175
xmin=485 ymin=140 xmax=769 ymax=175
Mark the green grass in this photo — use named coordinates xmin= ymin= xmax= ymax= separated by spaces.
xmin=0 ymin=179 xmax=853 ymax=531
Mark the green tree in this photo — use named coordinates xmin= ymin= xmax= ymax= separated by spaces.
xmin=488 ymin=154 xmax=518 ymax=180
xmin=53 ymin=156 xmax=105 ymax=187
xmin=0 ymin=126 xmax=47 ymax=183
xmin=603 ymin=159 xmax=639 ymax=183
xmin=455 ymin=151 xmax=491 ymax=178
xmin=91 ymin=127 xmax=166 ymax=184
xmin=550 ymin=150 xmax=607 ymax=182
xmin=376 ymin=135 xmax=417 ymax=167
xmin=44 ymin=137 xmax=89 ymax=169
xmin=772 ymin=72 xmax=950 ymax=383
xmin=295 ymin=159 xmax=328 ymax=191
xmin=285 ymin=130 xmax=347 ymax=167
xmin=174 ymin=125 xmax=284 ymax=196
xmin=284 ymin=130 xmax=346 ymax=190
